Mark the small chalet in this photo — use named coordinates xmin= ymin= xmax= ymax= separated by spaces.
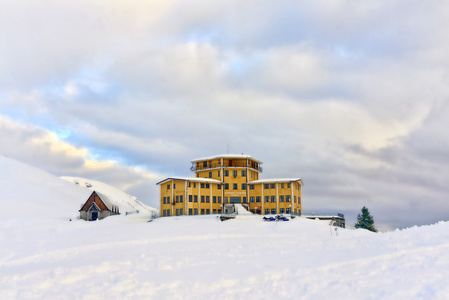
xmin=79 ymin=191 xmax=120 ymax=221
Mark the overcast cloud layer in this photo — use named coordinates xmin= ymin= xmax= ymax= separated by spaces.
xmin=1 ymin=0 xmax=449 ymax=230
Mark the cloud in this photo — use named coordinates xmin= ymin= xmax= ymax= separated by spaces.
xmin=0 ymin=115 xmax=163 ymax=206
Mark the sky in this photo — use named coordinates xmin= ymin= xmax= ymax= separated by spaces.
xmin=1 ymin=0 xmax=449 ymax=231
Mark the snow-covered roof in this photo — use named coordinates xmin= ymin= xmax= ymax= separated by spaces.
xmin=156 ymin=177 xmax=223 ymax=185
xmin=191 ymin=154 xmax=263 ymax=164
xmin=95 ymin=191 xmax=116 ymax=211
xmin=248 ymin=178 xmax=304 ymax=186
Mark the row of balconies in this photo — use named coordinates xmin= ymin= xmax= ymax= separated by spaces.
xmin=190 ymin=161 xmax=263 ymax=172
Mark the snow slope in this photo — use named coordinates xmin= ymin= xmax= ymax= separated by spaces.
xmin=0 ymin=155 xmax=91 ymax=220
xmin=2 ymin=155 xmax=449 ymax=299
xmin=61 ymin=176 xmax=156 ymax=216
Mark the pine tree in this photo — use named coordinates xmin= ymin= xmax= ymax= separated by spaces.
xmin=354 ymin=206 xmax=377 ymax=232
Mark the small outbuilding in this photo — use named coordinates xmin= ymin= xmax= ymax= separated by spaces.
xmin=79 ymin=191 xmax=120 ymax=221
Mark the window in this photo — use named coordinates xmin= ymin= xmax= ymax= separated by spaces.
xmin=206 ymin=196 xmax=210 ymax=203
xmin=218 ymin=209 xmax=222 ymax=214
xmin=256 ymin=196 xmax=261 ymax=203
xmin=233 ymin=183 xmax=238 ymax=190
xmin=224 ymin=197 xmax=228 ymax=204
xmin=279 ymin=195 xmax=284 ymax=202
xmin=194 ymin=183 xmax=196 ymax=188
xmin=265 ymin=196 xmax=269 ymax=203
xmin=286 ymin=195 xmax=291 ymax=202
xmin=213 ymin=209 xmax=217 ymax=214
xmin=242 ymin=170 xmax=246 ymax=177
xmin=167 ymin=196 xmax=170 ymax=204
xmin=201 ymin=209 xmax=205 ymax=215
xmin=180 ymin=208 xmax=183 ymax=215
xmin=167 ymin=210 xmax=171 ymax=216
xmin=271 ymin=209 xmax=276 ymax=214
xmin=218 ymin=196 xmax=222 ymax=203
xmin=251 ymin=209 xmax=255 ymax=213
xmin=174 ymin=184 xmax=176 ymax=189
xmin=189 ymin=195 xmax=192 ymax=202
xmin=286 ymin=208 xmax=291 ymax=214
xmin=224 ymin=170 xmax=229 ymax=176
xmin=264 ymin=184 xmax=269 ymax=189
xmin=218 ymin=171 xmax=220 ymax=177
xmin=242 ymin=183 xmax=246 ymax=190
xmin=203 ymin=161 xmax=207 ymax=167
xmin=194 ymin=195 xmax=198 ymax=202
xmin=280 ymin=208 xmax=284 ymax=214
xmin=194 ymin=209 xmax=198 ymax=215
xmin=213 ymin=196 xmax=217 ymax=203
xmin=265 ymin=209 xmax=270 ymax=215
xmin=242 ymin=197 xmax=247 ymax=203
xmin=281 ymin=183 xmax=284 ymax=188
xmin=250 ymin=196 xmax=255 ymax=203
xmin=201 ymin=196 xmax=205 ymax=203
xmin=180 ymin=195 xmax=183 ymax=203
xmin=167 ymin=184 xmax=170 ymax=190
xmin=176 ymin=209 xmax=179 ymax=216
xmin=271 ymin=196 xmax=275 ymax=203
xmin=201 ymin=183 xmax=205 ymax=188
xmin=188 ymin=182 xmax=191 ymax=187
xmin=206 ymin=183 xmax=210 ymax=189
xmin=163 ymin=197 xmax=166 ymax=204
xmin=288 ymin=183 xmax=291 ymax=188
xmin=163 ymin=210 xmax=166 ymax=216
xmin=217 ymin=184 xmax=221 ymax=190
xmin=225 ymin=183 xmax=229 ymax=190
xmin=197 ymin=174 xmax=199 ymax=178
xmin=209 ymin=172 xmax=212 ymax=178
xmin=189 ymin=208 xmax=192 ymax=215
xmin=250 ymin=185 xmax=254 ymax=190
xmin=176 ymin=195 xmax=179 ymax=203
xmin=270 ymin=183 xmax=275 ymax=189
xmin=233 ymin=170 xmax=238 ymax=177
xmin=206 ymin=209 xmax=210 ymax=214
xmin=298 ymin=197 xmax=301 ymax=204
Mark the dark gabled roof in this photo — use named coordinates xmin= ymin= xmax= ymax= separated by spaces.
xmin=80 ymin=191 xmax=117 ymax=212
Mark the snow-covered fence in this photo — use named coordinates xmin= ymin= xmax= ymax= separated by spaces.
xmin=125 ymin=210 xmax=140 ymax=216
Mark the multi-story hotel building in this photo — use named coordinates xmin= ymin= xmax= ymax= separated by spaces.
xmin=157 ymin=154 xmax=303 ymax=217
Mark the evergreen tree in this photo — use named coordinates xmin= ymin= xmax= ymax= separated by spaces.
xmin=354 ymin=206 xmax=377 ymax=232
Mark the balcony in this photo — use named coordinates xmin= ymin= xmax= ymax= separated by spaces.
xmin=190 ymin=161 xmax=263 ymax=172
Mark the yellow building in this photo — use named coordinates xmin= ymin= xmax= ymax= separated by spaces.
xmin=157 ymin=154 xmax=303 ymax=217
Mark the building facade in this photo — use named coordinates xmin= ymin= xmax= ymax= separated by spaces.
xmin=157 ymin=154 xmax=303 ymax=217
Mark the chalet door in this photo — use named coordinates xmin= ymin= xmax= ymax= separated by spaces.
xmin=91 ymin=211 xmax=98 ymax=221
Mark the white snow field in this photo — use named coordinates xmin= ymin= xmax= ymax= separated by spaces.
xmin=1 ymin=155 xmax=449 ymax=299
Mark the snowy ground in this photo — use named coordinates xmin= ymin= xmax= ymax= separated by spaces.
xmin=2 ymin=215 xmax=449 ymax=299
xmin=2 ymin=155 xmax=449 ymax=299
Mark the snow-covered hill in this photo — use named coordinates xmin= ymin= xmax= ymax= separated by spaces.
xmin=0 ymin=155 xmax=156 ymax=221
xmin=61 ymin=176 xmax=156 ymax=216
xmin=2 ymin=155 xmax=449 ymax=298
xmin=0 ymin=155 xmax=91 ymax=220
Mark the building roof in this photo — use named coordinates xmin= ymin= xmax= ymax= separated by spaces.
xmin=190 ymin=154 xmax=263 ymax=164
xmin=80 ymin=191 xmax=117 ymax=212
xmin=248 ymin=178 xmax=304 ymax=186
xmin=156 ymin=177 xmax=223 ymax=185
xmin=95 ymin=191 xmax=116 ymax=211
